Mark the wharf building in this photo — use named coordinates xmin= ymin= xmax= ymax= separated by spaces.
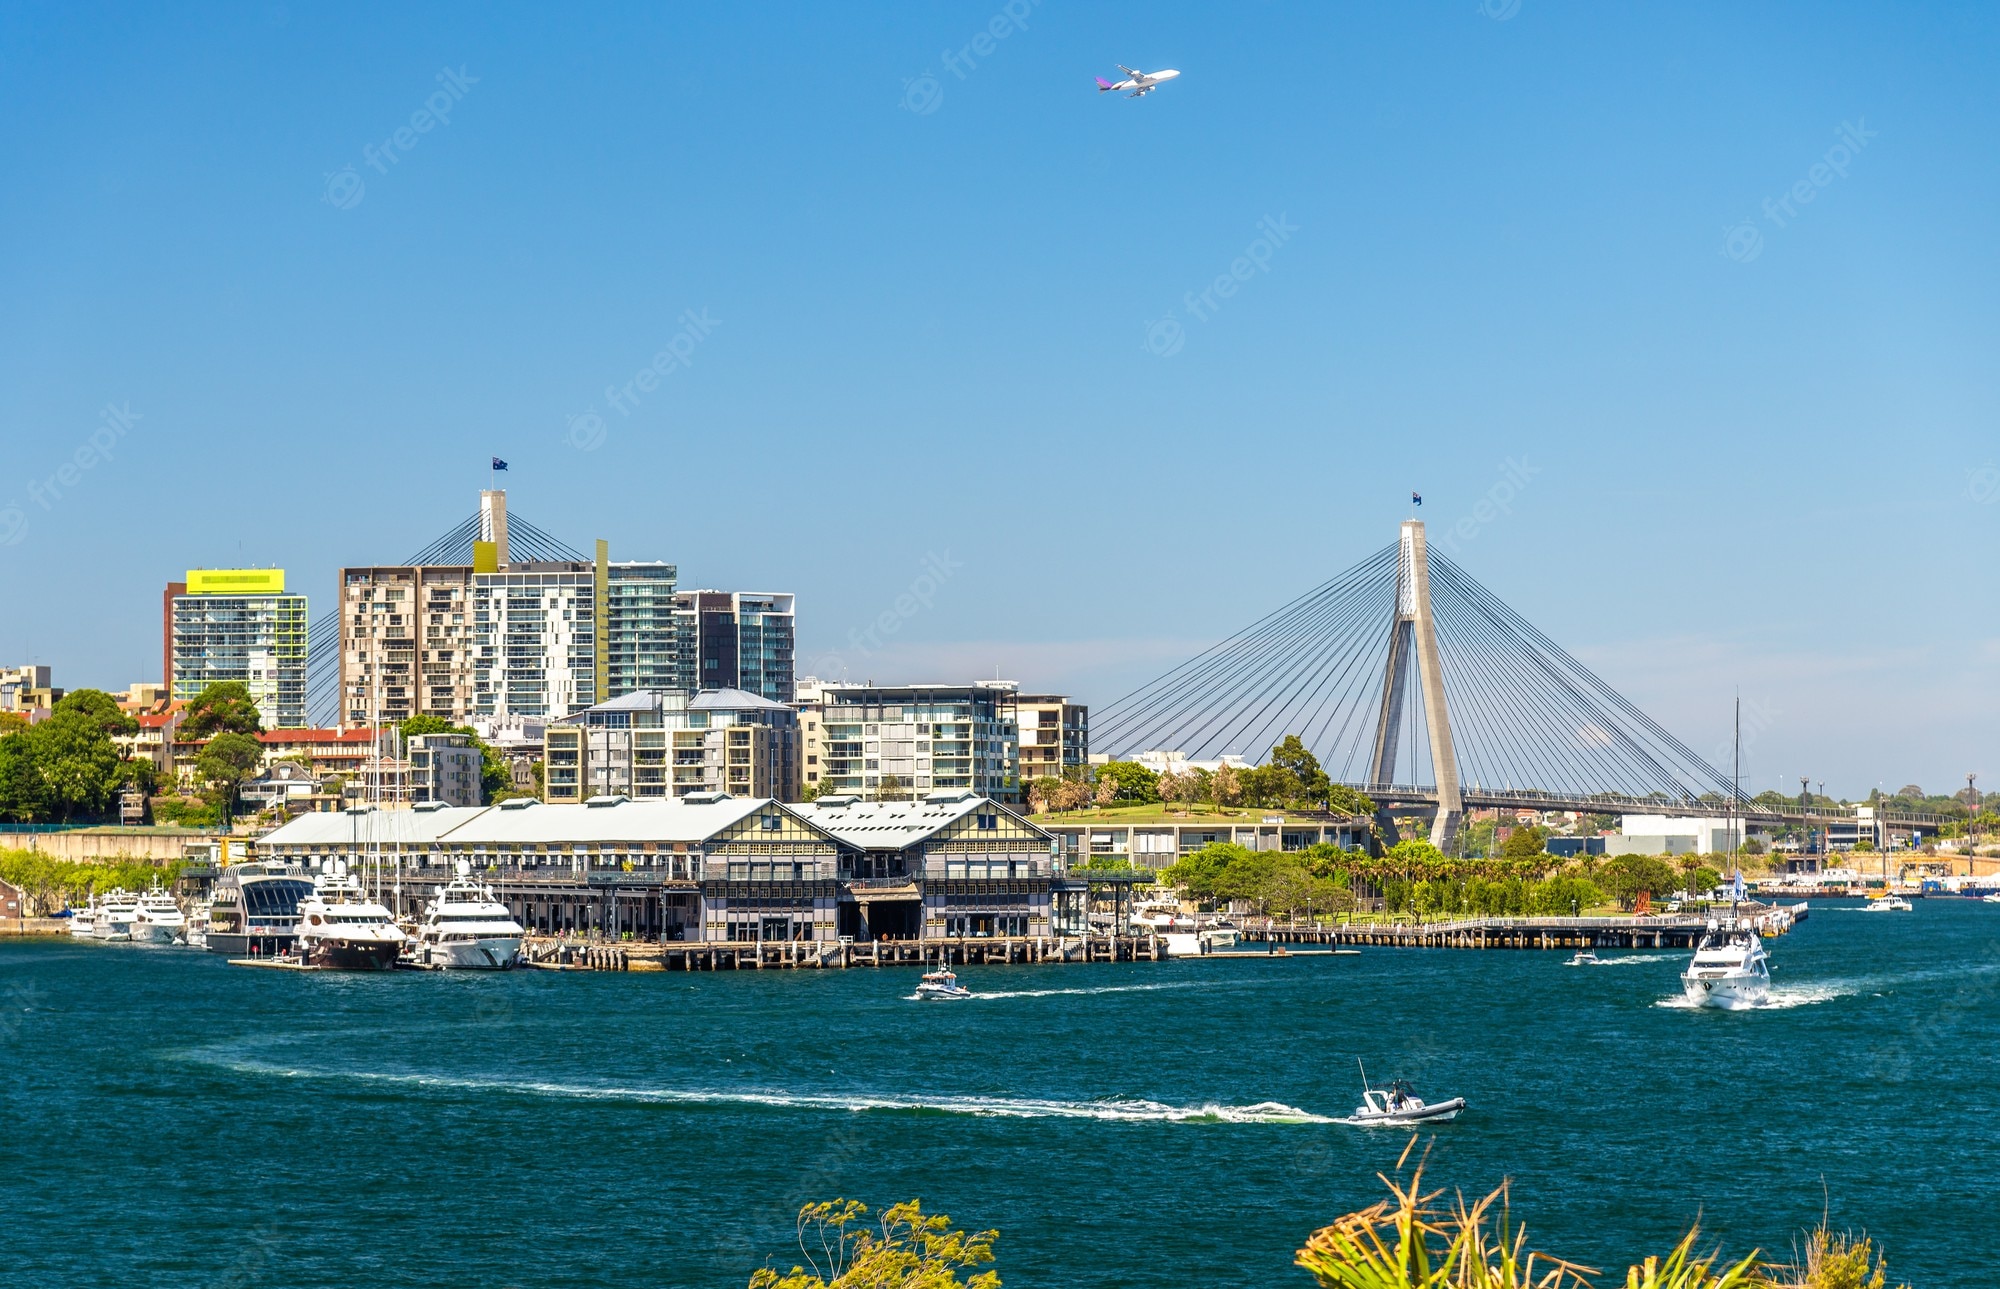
xmin=794 ymin=680 xmax=1023 ymax=803
xmin=164 ymin=568 xmax=309 ymax=727
xmin=1033 ymin=812 xmax=1373 ymax=870
xmin=253 ymin=790 xmax=1052 ymax=942
xmin=338 ymin=490 xmax=792 ymax=725
xmin=541 ymin=687 xmax=801 ymax=804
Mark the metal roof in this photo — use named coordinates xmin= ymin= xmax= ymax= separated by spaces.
xmin=256 ymin=806 xmax=490 ymax=849
xmin=437 ymin=796 xmax=791 ymax=845
xmin=792 ymin=796 xmax=1044 ymax=852
xmin=688 ymin=687 xmax=790 ymax=712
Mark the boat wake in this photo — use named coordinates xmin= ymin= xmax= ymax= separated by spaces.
xmin=1589 ymin=954 xmax=1674 ymax=966
xmin=1655 ymin=982 xmax=1857 ymax=1011
xmin=180 ymin=1054 xmax=1333 ymax=1122
xmin=969 ymin=981 xmax=1214 ymax=1001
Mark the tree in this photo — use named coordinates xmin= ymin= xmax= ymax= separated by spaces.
xmin=1268 ymin=734 xmax=1334 ymax=805
xmin=751 ymin=1199 xmax=999 ymax=1289
xmin=1093 ymin=760 xmax=1160 ymax=803
xmin=1055 ymin=777 xmax=1090 ymax=812
xmin=33 ymin=702 xmax=128 ymax=821
xmin=197 ymin=732 xmax=266 ymax=824
xmin=1326 ymin=784 xmax=1377 ymax=817
xmin=1597 ymin=854 xmax=1680 ymax=908
xmin=1212 ymin=763 xmax=1242 ymax=809
xmin=179 ymin=681 xmax=264 ymax=739
xmin=1240 ymin=763 xmax=1302 ymax=809
xmin=876 ymin=774 xmax=909 ymax=802
xmin=0 ymin=732 xmax=53 ymax=823
xmin=1157 ymin=772 xmax=1186 ymax=812
xmin=1027 ymin=777 xmax=1059 ymax=814
xmin=1498 ymin=825 xmax=1548 ymax=860
xmin=1094 ymin=773 xmax=1117 ymax=809
xmin=1162 ymin=842 xmax=1253 ymax=901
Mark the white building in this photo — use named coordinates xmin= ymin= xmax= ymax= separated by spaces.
xmin=1611 ymin=814 xmax=1752 ymax=856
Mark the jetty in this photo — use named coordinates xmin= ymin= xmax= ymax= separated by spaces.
xmin=520 ymin=933 xmax=1167 ymax=972
xmin=1247 ymin=911 xmax=1784 ymax=952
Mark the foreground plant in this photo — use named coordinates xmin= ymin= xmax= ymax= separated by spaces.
xmin=750 ymin=1198 xmax=999 ymax=1289
xmin=1760 ymin=1228 xmax=1907 ymax=1289
xmin=1295 ymin=1144 xmax=1762 ymax=1289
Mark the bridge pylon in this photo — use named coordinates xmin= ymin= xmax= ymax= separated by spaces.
xmin=1367 ymin=520 xmax=1463 ymax=850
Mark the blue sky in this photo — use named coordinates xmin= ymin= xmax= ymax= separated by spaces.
xmin=2 ymin=1 xmax=1995 ymax=798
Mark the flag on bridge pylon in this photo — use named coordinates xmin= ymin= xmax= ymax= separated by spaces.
xmin=1411 ymin=491 xmax=1422 ymax=506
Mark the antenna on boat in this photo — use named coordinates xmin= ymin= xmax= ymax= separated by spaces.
xmin=1357 ymin=1057 xmax=1371 ymax=1093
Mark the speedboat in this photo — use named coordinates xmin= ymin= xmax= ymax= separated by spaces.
xmin=1338 ymin=1071 xmax=1466 ymax=1126
xmin=915 ymin=968 xmax=972 ymax=1001
xmin=413 ymin=861 xmax=525 ymax=969
xmin=1862 ymin=895 xmax=1913 ymax=912
xmin=1680 ymin=926 xmax=1770 ymax=1009
xmin=92 ymin=888 xmax=140 ymax=941
xmin=294 ymin=860 xmax=407 ymax=970
xmin=129 ymin=881 xmax=187 ymax=945
xmin=1983 ymin=893 xmax=2000 ymax=905
xmin=1565 ymin=950 xmax=1600 ymax=967
xmin=67 ymin=897 xmax=99 ymax=939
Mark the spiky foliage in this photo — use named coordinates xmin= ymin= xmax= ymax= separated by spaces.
xmin=1760 ymin=1229 xmax=1907 ymax=1289
xmin=750 ymin=1199 xmax=999 ymax=1289
xmin=1296 ymin=1143 xmax=1762 ymax=1289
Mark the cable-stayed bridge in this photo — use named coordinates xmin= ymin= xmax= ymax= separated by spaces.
xmin=1095 ymin=520 xmax=1945 ymax=844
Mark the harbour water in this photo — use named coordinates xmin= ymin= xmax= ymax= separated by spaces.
xmin=3 ymin=899 xmax=1994 ymax=1287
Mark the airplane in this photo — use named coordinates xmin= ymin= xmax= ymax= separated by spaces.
xmin=1096 ymin=65 xmax=1180 ymax=98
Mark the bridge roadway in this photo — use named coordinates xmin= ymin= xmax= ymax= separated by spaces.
xmin=1352 ymin=783 xmax=1947 ymax=829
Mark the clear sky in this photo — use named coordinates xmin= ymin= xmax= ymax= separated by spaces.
xmin=2 ymin=1 xmax=1995 ymax=799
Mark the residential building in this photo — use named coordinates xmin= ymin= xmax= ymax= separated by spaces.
xmin=471 ymin=713 xmax=547 ymax=794
xmin=167 ymin=568 xmax=308 ymax=727
xmin=1009 ymin=693 xmax=1088 ymax=784
xmin=341 ymin=491 xmax=688 ymax=724
xmin=543 ymin=688 xmax=800 ymax=804
xmin=408 ymin=732 xmax=484 ymax=806
xmin=798 ymin=681 xmax=1020 ymax=802
xmin=794 ymin=791 xmax=1055 ymax=939
xmin=0 ymin=665 xmax=61 ymax=718
xmin=239 ymin=762 xmax=321 ymax=815
xmin=114 ymin=682 xmax=169 ymax=713
xmin=1130 ymin=749 xmax=1254 ymax=779
xmin=671 ymin=591 xmax=795 ymax=703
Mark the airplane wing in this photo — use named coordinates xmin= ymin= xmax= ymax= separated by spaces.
xmin=1128 ymin=85 xmax=1153 ymax=97
xmin=1116 ymin=64 xmax=1141 ymax=77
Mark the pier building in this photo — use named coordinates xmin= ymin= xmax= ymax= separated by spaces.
xmin=252 ymin=790 xmax=1053 ymax=943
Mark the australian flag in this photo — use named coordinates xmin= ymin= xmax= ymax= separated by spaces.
xmin=492 ymin=457 xmax=509 ymax=471
xmin=1411 ymin=491 xmax=1422 ymax=506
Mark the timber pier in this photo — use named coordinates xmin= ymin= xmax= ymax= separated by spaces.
xmin=1249 ymin=913 xmax=1769 ymax=952
xmin=521 ymin=933 xmax=1167 ymax=972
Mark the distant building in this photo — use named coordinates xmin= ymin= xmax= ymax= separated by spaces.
xmin=0 ymin=665 xmax=61 ymax=718
xmin=671 ymin=591 xmax=795 ymax=703
xmin=1610 ymin=815 xmax=1758 ymax=856
xmin=408 ymin=732 xmax=484 ymax=806
xmin=796 ymin=681 xmax=1021 ymax=802
xmin=1009 ymin=693 xmax=1088 ymax=783
xmin=167 ymin=568 xmax=308 ymax=727
xmin=238 ymin=761 xmax=321 ymax=815
xmin=542 ymin=688 xmax=801 ymax=804
xmin=1131 ymin=749 xmax=1254 ymax=779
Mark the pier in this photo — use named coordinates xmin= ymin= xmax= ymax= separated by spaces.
xmin=1248 ymin=913 xmax=1757 ymax=952
xmin=520 ymin=933 xmax=1167 ymax=971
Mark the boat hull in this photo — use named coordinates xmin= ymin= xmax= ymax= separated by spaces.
xmin=915 ymin=986 xmax=972 ymax=1001
xmin=419 ymin=937 xmax=523 ymax=970
xmin=1341 ymin=1097 xmax=1467 ymax=1126
xmin=207 ymin=932 xmax=297 ymax=958
xmin=128 ymin=921 xmax=183 ymax=946
xmin=1680 ymin=972 xmax=1769 ymax=1009
xmin=301 ymin=938 xmax=404 ymax=971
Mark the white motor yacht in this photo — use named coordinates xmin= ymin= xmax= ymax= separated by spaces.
xmin=414 ymin=861 xmax=525 ymax=969
xmin=294 ymin=861 xmax=407 ymax=970
xmin=1862 ymin=894 xmax=1913 ymax=913
xmin=128 ymin=881 xmax=187 ymax=945
xmin=915 ymin=968 xmax=972 ymax=1000
xmin=92 ymin=888 xmax=140 ymax=941
xmin=67 ymin=896 xmax=99 ymax=939
xmin=1565 ymin=949 xmax=1600 ymax=967
xmin=1680 ymin=926 xmax=1770 ymax=1009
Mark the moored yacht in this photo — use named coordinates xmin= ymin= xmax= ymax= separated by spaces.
xmin=92 ymin=889 xmax=140 ymax=941
xmin=295 ymin=860 xmax=406 ymax=970
xmin=206 ymin=860 xmax=315 ymax=957
xmin=1680 ymin=926 xmax=1770 ymax=1009
xmin=67 ymin=896 xmax=99 ymax=939
xmin=128 ymin=881 xmax=187 ymax=945
xmin=414 ymin=861 xmax=525 ymax=969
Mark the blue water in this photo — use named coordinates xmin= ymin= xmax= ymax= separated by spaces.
xmin=3 ymin=900 xmax=1994 ymax=1287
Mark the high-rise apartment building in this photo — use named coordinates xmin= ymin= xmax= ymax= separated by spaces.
xmin=671 ymin=591 xmax=795 ymax=703
xmin=168 ymin=569 xmax=308 ymax=727
xmin=601 ymin=560 xmax=680 ymax=698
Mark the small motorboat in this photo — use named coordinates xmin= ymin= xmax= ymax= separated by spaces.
xmin=1862 ymin=895 xmax=1913 ymax=913
xmin=1338 ymin=1065 xmax=1465 ymax=1126
xmin=1564 ymin=950 xmax=1600 ymax=967
xmin=914 ymin=968 xmax=972 ymax=1001
xmin=1983 ymin=893 xmax=2000 ymax=905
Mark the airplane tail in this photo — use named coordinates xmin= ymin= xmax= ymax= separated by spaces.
xmin=1096 ymin=77 xmax=1114 ymax=91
